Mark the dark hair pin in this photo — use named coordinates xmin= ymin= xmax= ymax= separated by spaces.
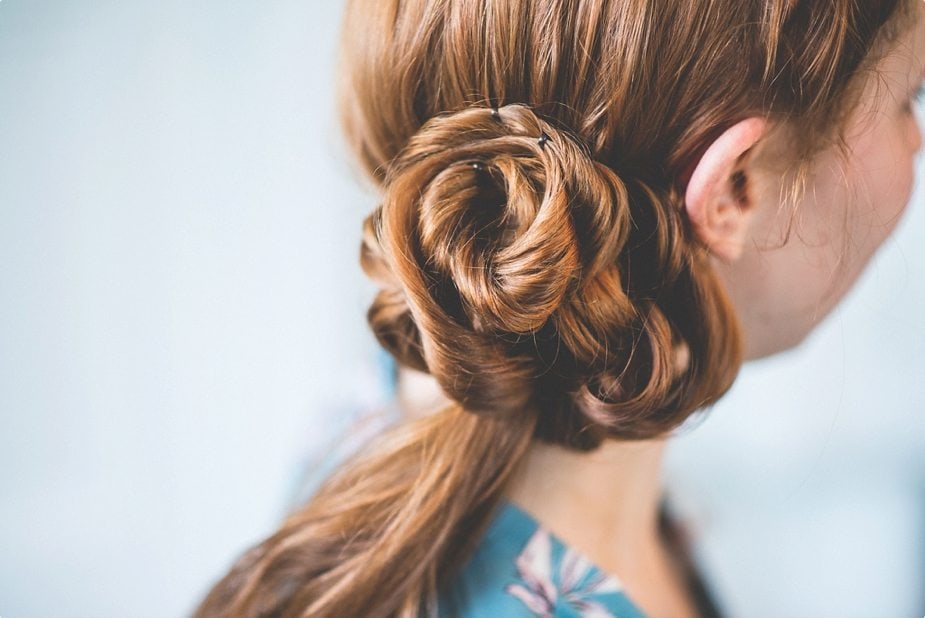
xmin=490 ymin=107 xmax=502 ymax=121
xmin=537 ymin=131 xmax=552 ymax=148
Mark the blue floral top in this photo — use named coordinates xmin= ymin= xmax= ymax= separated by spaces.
xmin=437 ymin=499 xmax=648 ymax=617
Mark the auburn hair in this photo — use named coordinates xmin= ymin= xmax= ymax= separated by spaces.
xmin=193 ymin=1 xmax=916 ymax=616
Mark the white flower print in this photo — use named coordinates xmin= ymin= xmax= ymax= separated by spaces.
xmin=504 ymin=527 xmax=624 ymax=617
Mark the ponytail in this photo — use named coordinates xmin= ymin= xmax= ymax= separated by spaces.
xmin=194 ymin=100 xmax=742 ymax=617
xmin=192 ymin=403 xmax=536 ymax=616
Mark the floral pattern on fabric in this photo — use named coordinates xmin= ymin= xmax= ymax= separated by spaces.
xmin=505 ymin=527 xmax=625 ymax=617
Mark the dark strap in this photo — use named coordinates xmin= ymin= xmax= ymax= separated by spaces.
xmin=658 ymin=495 xmax=725 ymax=618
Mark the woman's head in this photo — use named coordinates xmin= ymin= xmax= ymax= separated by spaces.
xmin=344 ymin=0 xmax=922 ymax=445
xmin=192 ymin=2 xmax=922 ymax=616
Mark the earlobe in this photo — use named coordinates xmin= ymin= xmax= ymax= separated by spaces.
xmin=683 ymin=117 xmax=768 ymax=263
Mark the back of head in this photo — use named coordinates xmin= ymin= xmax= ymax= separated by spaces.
xmin=192 ymin=1 xmax=917 ymax=616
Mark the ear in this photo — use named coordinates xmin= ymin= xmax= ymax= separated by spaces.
xmin=682 ymin=117 xmax=768 ymax=263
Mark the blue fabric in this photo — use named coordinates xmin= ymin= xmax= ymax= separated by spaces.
xmin=438 ymin=499 xmax=647 ymax=617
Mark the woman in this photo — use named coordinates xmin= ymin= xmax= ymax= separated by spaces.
xmin=193 ymin=0 xmax=925 ymax=616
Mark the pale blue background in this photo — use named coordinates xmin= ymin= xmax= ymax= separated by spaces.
xmin=1 ymin=2 xmax=922 ymax=617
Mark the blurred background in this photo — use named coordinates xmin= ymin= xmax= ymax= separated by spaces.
xmin=0 ymin=2 xmax=922 ymax=617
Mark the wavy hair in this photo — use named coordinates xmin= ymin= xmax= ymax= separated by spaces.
xmin=193 ymin=1 xmax=917 ymax=616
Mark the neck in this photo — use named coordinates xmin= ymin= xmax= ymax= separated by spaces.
xmin=502 ymin=436 xmax=670 ymax=578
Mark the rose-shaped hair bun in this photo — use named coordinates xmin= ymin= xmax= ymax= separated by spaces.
xmin=361 ymin=103 xmax=660 ymax=427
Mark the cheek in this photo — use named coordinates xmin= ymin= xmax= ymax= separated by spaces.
xmin=849 ymin=131 xmax=916 ymax=250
